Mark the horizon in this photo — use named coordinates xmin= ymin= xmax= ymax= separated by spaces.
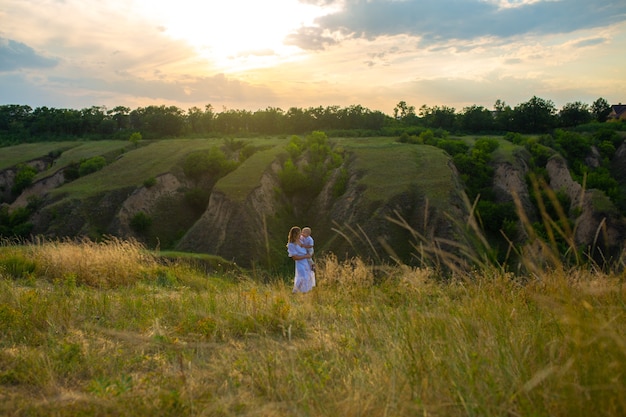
xmin=1 ymin=0 xmax=625 ymax=114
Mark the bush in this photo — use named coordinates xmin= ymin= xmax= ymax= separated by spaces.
xmin=419 ymin=129 xmax=438 ymax=145
xmin=0 ymin=206 xmax=34 ymax=238
xmin=436 ymin=139 xmax=469 ymax=156
xmin=474 ymin=137 xmax=500 ymax=153
xmin=12 ymin=164 xmax=38 ymax=195
xmin=78 ymin=156 xmax=106 ymax=177
xmin=554 ymin=130 xmax=590 ymax=161
xmin=183 ymin=147 xmax=238 ymax=181
xmin=476 ymin=200 xmax=516 ymax=235
xmin=129 ymin=131 xmax=142 ymax=146
xmin=130 ymin=212 xmax=152 ymax=234
xmin=143 ymin=177 xmax=157 ymax=188
xmin=286 ymin=135 xmax=304 ymax=159
xmin=239 ymin=144 xmax=259 ymax=162
xmin=503 ymin=132 xmax=524 ymax=144
xmin=278 ymin=158 xmax=309 ymax=195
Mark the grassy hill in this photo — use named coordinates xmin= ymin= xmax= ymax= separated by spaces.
xmin=0 ymin=136 xmax=456 ymax=206
xmin=346 ymin=139 xmax=453 ymax=205
xmin=49 ymin=139 xmax=223 ymax=199
xmin=1 ymin=136 xmax=469 ymax=266
xmin=2 ymin=127 xmax=626 ymax=270
xmin=215 ymin=144 xmax=286 ymax=202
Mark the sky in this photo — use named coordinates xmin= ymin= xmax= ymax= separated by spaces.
xmin=1 ymin=0 xmax=625 ymax=116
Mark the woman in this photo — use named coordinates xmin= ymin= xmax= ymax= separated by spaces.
xmin=286 ymin=226 xmax=313 ymax=293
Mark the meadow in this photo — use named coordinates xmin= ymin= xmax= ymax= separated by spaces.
xmin=1 ymin=236 xmax=625 ymax=416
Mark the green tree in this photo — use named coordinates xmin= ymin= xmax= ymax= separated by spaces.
xmin=129 ymin=131 xmax=142 ymax=147
xmin=419 ymin=105 xmax=457 ymax=130
xmin=393 ymin=101 xmax=416 ymax=121
xmin=129 ymin=105 xmax=185 ymax=138
xmin=591 ymin=97 xmax=611 ymax=123
xmin=512 ymin=96 xmax=557 ymax=133
xmin=559 ymin=101 xmax=592 ymax=127
xmin=108 ymin=106 xmax=130 ymax=131
xmin=460 ymin=105 xmax=495 ymax=133
xmin=493 ymin=99 xmax=513 ymax=131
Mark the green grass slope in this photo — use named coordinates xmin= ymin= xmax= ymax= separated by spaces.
xmin=0 ymin=142 xmax=79 ymax=170
xmin=347 ymin=139 xmax=455 ymax=208
xmin=38 ymin=140 xmax=132 ymax=178
xmin=49 ymin=139 xmax=226 ymax=199
xmin=215 ymin=144 xmax=286 ymax=202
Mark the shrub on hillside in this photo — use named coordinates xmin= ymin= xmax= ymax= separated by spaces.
xmin=278 ymin=158 xmax=309 ymax=195
xmin=12 ymin=164 xmax=38 ymax=195
xmin=130 ymin=211 xmax=152 ymax=234
xmin=436 ymin=139 xmax=469 ymax=156
xmin=183 ymin=147 xmax=238 ymax=181
xmin=286 ymin=135 xmax=304 ymax=159
xmin=474 ymin=137 xmax=500 ymax=154
xmin=129 ymin=131 xmax=142 ymax=147
xmin=78 ymin=156 xmax=106 ymax=177
xmin=0 ymin=206 xmax=33 ymax=238
xmin=143 ymin=177 xmax=157 ymax=188
xmin=279 ymin=131 xmax=344 ymax=197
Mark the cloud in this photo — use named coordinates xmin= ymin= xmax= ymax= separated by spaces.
xmin=0 ymin=67 xmax=277 ymax=110
xmin=572 ymin=37 xmax=607 ymax=48
xmin=289 ymin=0 xmax=626 ymax=50
xmin=285 ymin=27 xmax=338 ymax=51
xmin=0 ymin=38 xmax=58 ymax=72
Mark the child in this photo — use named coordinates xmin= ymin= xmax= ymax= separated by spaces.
xmin=300 ymin=227 xmax=316 ymax=286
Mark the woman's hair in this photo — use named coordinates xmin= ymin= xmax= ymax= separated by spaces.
xmin=287 ymin=226 xmax=301 ymax=245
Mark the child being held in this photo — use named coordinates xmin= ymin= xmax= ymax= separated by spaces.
xmin=300 ymin=227 xmax=315 ymax=272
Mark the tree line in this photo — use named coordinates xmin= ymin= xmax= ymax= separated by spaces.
xmin=0 ymin=96 xmax=616 ymax=144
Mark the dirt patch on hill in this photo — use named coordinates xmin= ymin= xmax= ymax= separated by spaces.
xmin=10 ymin=171 xmax=66 ymax=209
xmin=110 ymin=173 xmax=188 ymax=236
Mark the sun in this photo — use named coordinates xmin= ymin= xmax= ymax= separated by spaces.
xmin=137 ymin=0 xmax=331 ymax=72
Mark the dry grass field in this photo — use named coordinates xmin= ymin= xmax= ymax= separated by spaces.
xmin=1 ymin=236 xmax=625 ymax=416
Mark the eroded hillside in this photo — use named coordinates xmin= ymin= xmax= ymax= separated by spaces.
xmin=1 ymin=130 xmax=626 ymax=270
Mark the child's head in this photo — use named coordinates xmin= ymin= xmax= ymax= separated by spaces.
xmin=301 ymin=227 xmax=311 ymax=237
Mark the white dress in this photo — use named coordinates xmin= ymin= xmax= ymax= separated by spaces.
xmin=287 ymin=242 xmax=313 ymax=293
